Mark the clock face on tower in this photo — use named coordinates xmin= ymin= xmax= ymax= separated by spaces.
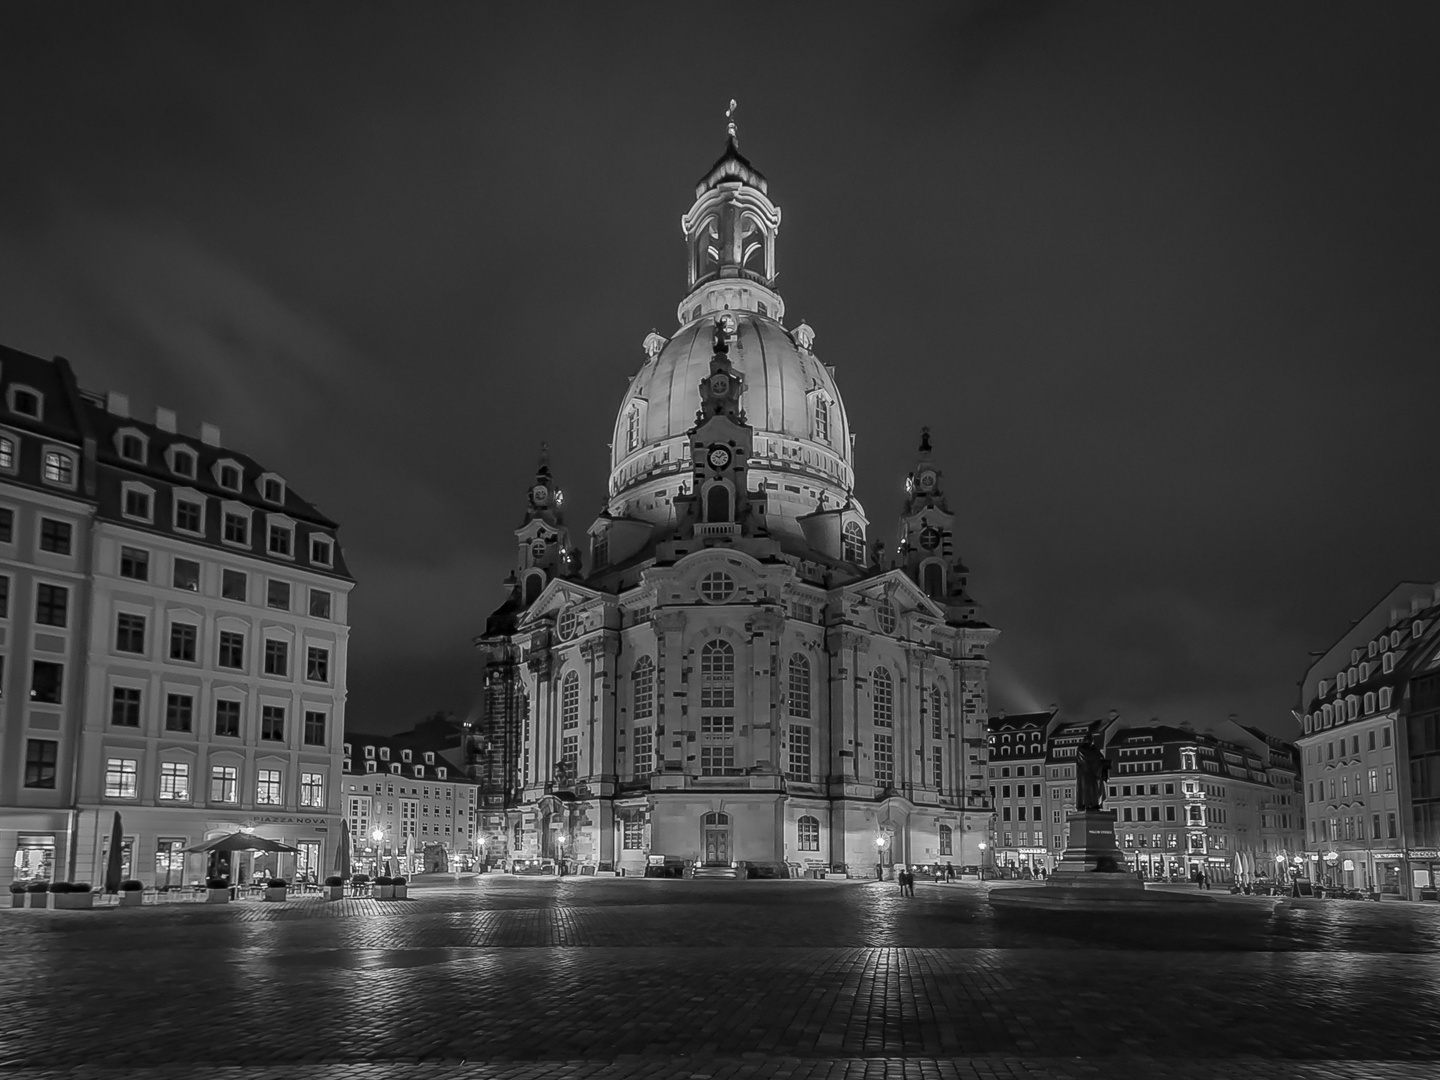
xmin=707 ymin=445 xmax=733 ymax=471
xmin=919 ymin=526 xmax=941 ymax=551
xmin=709 ymin=373 xmax=731 ymax=396
xmin=531 ymin=484 xmax=549 ymax=504
xmin=917 ymin=470 xmax=937 ymax=493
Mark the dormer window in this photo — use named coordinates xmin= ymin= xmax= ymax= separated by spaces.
xmin=268 ymin=521 xmax=294 ymax=558
xmin=0 ymin=434 xmax=14 ymax=472
xmin=215 ymin=459 xmax=243 ymax=492
xmin=310 ymin=534 xmax=334 ymax=567
xmin=812 ymin=395 xmax=831 ymax=443
xmin=413 ymin=766 xmax=424 ymax=778
xmin=117 ymin=430 xmax=147 ymax=464
xmin=1383 ymin=653 xmax=1395 ymax=674
xmin=842 ymin=520 xmax=865 ymax=564
xmin=401 ymin=749 xmax=412 ymax=763
xmin=1368 ymin=641 xmax=1378 ymax=658
xmin=343 ymin=742 xmax=352 ymax=756
xmin=259 ymin=473 xmax=285 ymax=504
xmin=626 ymin=404 xmax=641 ymax=453
xmin=364 ymin=745 xmax=375 ymax=758
xmin=9 ymin=386 xmax=42 ymax=420
xmin=424 ymin=752 xmax=435 ymax=765
xmin=379 ymin=747 xmax=390 ymax=761
xmin=390 ymin=763 xmax=401 ymax=774
xmin=42 ymin=449 xmax=76 ymax=488
xmin=121 ymin=483 xmax=154 ymax=522
xmin=168 ymin=446 xmax=197 ymax=479
xmin=437 ymin=767 xmax=447 ymax=779
xmin=365 ymin=761 xmax=377 ymax=773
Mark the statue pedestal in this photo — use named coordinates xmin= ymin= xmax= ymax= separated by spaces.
xmin=1049 ymin=810 xmax=1141 ymax=886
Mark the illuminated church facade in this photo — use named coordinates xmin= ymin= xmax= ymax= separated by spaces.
xmin=475 ymin=132 xmax=996 ymax=878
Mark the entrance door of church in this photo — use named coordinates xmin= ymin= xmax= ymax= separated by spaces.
xmin=703 ymin=827 xmax=730 ymax=865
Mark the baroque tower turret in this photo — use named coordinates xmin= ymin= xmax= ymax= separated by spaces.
xmin=475 ymin=126 xmax=997 ymax=878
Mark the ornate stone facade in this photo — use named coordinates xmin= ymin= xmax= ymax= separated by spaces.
xmin=476 ymin=134 xmax=996 ymax=878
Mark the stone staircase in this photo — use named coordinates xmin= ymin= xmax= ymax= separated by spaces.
xmin=691 ymin=864 xmax=739 ymax=880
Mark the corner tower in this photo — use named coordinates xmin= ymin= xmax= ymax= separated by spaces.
xmin=510 ymin=445 xmax=571 ymax=607
xmin=897 ymin=428 xmax=981 ymax=623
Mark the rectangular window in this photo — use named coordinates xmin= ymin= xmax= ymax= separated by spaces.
xmin=115 ymin=613 xmax=146 ymax=653
xmin=309 ymin=588 xmax=332 ymax=619
xmin=175 ymin=499 xmax=203 ymax=533
xmin=210 ymin=765 xmax=238 ymax=803
xmin=30 ymin=660 xmax=63 ymax=703
xmin=119 ymin=546 xmax=149 ymax=581
xmin=214 ymin=699 xmax=241 ymax=738
xmin=562 ymin=733 xmax=578 ymax=767
xmin=700 ymin=744 xmax=735 ymax=775
xmin=158 ymin=762 xmax=190 ymax=801
xmin=874 ymin=733 xmax=894 ymax=784
xmin=39 ymin=518 xmax=72 ymax=555
xmin=263 ymin=639 xmax=289 ymax=677
xmin=310 ymin=535 xmax=333 ymax=566
xmin=0 ymin=574 xmax=8 ymax=618
xmin=261 ymin=705 xmax=285 ymax=741
xmin=797 ymin=817 xmax=820 ymax=851
xmin=303 ymin=710 xmax=327 ymax=746
xmin=933 ymin=755 xmax=943 ymax=790
xmin=111 ymin=686 xmax=141 ymax=727
xmin=268 ymin=523 xmax=292 ymax=557
xmin=1385 ymin=766 xmax=1394 ymax=791
xmin=300 ymin=772 xmax=323 ymax=807
xmin=23 ymin=739 xmax=58 ymax=788
xmin=306 ymin=645 xmax=329 ymax=682
xmin=105 ymin=758 xmax=139 ymax=799
xmin=622 ymin=821 xmax=644 ymax=849
xmin=165 ymin=693 xmax=193 ymax=732
xmin=123 ymin=489 xmax=151 ymax=519
xmin=632 ymin=725 xmax=653 ymax=779
xmin=35 ymin=582 xmax=68 ymax=627
xmin=223 ymin=512 xmax=249 ymax=545
xmin=218 ymin=630 xmax=245 ymax=669
xmin=256 ymin=769 xmax=282 ymax=805
xmin=221 ymin=568 xmax=247 ymax=602
xmin=787 ymin=723 xmax=812 ymax=782
xmin=172 ymin=557 xmax=200 ymax=592
xmin=169 ymin=622 xmax=197 ymax=662
xmin=0 ymin=507 xmax=11 ymax=542
xmin=267 ymin=579 xmax=290 ymax=611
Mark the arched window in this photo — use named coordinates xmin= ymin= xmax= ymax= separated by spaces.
xmin=1364 ymin=692 xmax=1376 ymax=714
xmin=701 ymin=640 xmax=735 ymax=692
xmin=922 ymin=562 xmax=943 ymax=598
xmin=1322 ymin=704 xmax=1333 ymax=727
xmin=938 ymin=824 xmax=952 ymax=856
xmin=523 ymin=571 xmax=544 ymax=607
xmin=694 ymin=216 xmax=720 ymax=282
xmin=1380 ymin=686 xmax=1393 ymax=710
xmin=797 ymin=815 xmax=820 ymax=851
xmin=703 ymin=811 xmax=730 ymax=826
xmin=842 ymin=521 xmax=865 ymax=564
xmin=930 ymin=686 xmax=943 ymax=740
xmin=872 ymin=667 xmax=893 ymax=728
xmin=740 ymin=212 xmax=768 ymax=275
xmin=700 ymin=639 xmax=737 ymax=775
xmin=706 ymin=483 xmax=732 ymax=523
xmin=1347 ymin=697 xmax=1358 ymax=720
xmin=561 ymin=671 xmax=580 ymax=730
xmin=788 ymin=654 xmax=811 ymax=718
xmin=625 ymin=405 xmax=641 ymax=453
xmin=632 ymin=657 xmax=654 ymax=720
xmin=813 ymin=396 xmax=831 ymax=443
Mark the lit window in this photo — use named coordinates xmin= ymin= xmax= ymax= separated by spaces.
xmin=939 ymin=824 xmax=953 ymax=856
xmin=105 ymin=758 xmax=139 ymax=799
xmin=797 ymin=815 xmax=820 ymax=851
xmin=0 ymin=436 xmax=14 ymax=470
xmin=256 ymin=769 xmax=282 ymax=805
xmin=43 ymin=451 xmax=75 ymax=486
xmin=159 ymin=762 xmax=190 ymax=801
xmin=300 ymin=772 xmax=323 ymax=807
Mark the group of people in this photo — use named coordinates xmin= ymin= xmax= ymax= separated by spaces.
xmin=888 ymin=861 xmax=959 ymax=895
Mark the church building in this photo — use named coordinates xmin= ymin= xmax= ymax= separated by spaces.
xmin=475 ymin=130 xmax=996 ymax=878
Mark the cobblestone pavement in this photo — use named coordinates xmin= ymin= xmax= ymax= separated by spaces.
xmin=4 ymin=876 xmax=1439 ymax=1079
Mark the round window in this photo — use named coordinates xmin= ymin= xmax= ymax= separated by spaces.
xmin=877 ymin=600 xmax=898 ymax=634
xmin=556 ymin=608 xmax=579 ymax=640
xmin=530 ymin=539 xmax=546 ymax=559
xmin=698 ymin=571 xmax=736 ymax=603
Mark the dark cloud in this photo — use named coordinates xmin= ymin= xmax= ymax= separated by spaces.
xmin=2 ymin=3 xmax=1438 ymax=735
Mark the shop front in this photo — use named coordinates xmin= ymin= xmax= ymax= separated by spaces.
xmin=1407 ymin=848 xmax=1440 ymax=901
xmin=1372 ymin=850 xmax=1407 ymax=899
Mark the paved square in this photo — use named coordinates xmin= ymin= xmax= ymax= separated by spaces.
xmin=3 ymin=876 xmax=1439 ymax=1079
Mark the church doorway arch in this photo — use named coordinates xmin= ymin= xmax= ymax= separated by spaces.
xmin=702 ymin=811 xmax=731 ymax=866
xmin=705 ymin=482 xmax=732 ymax=523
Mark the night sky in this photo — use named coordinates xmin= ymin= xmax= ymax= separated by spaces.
xmin=3 ymin=3 xmax=1438 ymax=739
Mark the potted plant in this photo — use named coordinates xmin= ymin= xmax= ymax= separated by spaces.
xmin=206 ymin=876 xmax=230 ymax=904
xmin=392 ymin=874 xmax=408 ymax=900
xmin=372 ymin=874 xmax=395 ymax=900
xmin=322 ymin=875 xmax=345 ymax=901
xmin=9 ymin=883 xmax=26 ymax=908
xmin=26 ymin=881 xmax=50 ymax=908
xmin=50 ymin=882 xmax=95 ymax=910
xmin=263 ymin=877 xmax=289 ymax=902
xmin=350 ymin=873 xmax=369 ymax=896
xmin=119 ymin=880 xmax=144 ymax=907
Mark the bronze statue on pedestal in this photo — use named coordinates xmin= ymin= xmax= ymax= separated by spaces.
xmin=1075 ymin=737 xmax=1110 ymax=811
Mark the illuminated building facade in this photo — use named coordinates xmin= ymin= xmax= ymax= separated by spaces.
xmin=476 ymin=133 xmax=996 ymax=879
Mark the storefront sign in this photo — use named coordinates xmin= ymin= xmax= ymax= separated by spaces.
xmin=1019 ymin=848 xmax=1047 ymax=855
xmin=1372 ymin=851 xmax=1405 ymax=860
xmin=1410 ymin=849 xmax=1440 ymax=860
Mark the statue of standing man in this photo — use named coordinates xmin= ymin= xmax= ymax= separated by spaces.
xmin=1075 ymin=736 xmax=1110 ymax=811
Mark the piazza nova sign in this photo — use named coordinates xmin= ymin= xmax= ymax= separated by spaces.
xmin=209 ymin=814 xmax=333 ymax=830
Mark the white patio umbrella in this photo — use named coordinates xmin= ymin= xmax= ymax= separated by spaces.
xmin=404 ymin=832 xmax=417 ymax=875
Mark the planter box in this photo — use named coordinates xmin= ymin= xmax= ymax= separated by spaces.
xmin=263 ymin=887 xmax=287 ymax=902
xmin=323 ymin=886 xmax=344 ymax=901
xmin=393 ymin=884 xmax=408 ymax=899
xmin=371 ymin=884 xmax=395 ymax=899
xmin=52 ymin=892 xmax=94 ymax=910
xmin=206 ymin=888 xmax=230 ymax=904
xmin=10 ymin=893 xmax=25 ymax=908
xmin=119 ymin=891 xmax=144 ymax=907
xmin=28 ymin=892 xmax=49 ymax=909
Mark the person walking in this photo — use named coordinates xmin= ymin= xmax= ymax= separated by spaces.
xmin=907 ymin=869 xmax=917 ymax=898
xmin=945 ymin=861 xmax=955 ymax=883
xmin=897 ymin=868 xmax=909 ymax=895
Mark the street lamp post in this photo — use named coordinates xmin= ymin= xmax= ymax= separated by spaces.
xmin=874 ymin=835 xmax=887 ymax=881
xmin=978 ymin=841 xmax=988 ymax=880
xmin=371 ymin=829 xmax=384 ymax=877
xmin=556 ymin=834 xmax=566 ymax=877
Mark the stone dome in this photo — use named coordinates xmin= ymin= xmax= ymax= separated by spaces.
xmin=608 ymin=311 xmax=858 ymax=532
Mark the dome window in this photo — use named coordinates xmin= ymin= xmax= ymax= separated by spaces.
xmin=699 ymin=571 xmax=736 ymax=604
xmin=842 ymin=521 xmax=865 ymax=564
xmin=876 ymin=600 xmax=897 ymax=635
xmin=813 ymin=396 xmax=831 ymax=443
xmin=625 ymin=405 xmax=641 ymax=454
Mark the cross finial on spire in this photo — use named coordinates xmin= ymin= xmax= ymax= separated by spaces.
xmin=726 ymin=99 xmax=739 ymax=145
xmin=919 ymin=427 xmax=932 ymax=454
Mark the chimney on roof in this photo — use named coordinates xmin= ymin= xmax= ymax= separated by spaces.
xmin=997 ymin=709 xmax=1007 ymax=720
xmin=105 ymin=392 xmax=129 ymax=418
xmin=1392 ymin=608 xmax=1406 ymax=622
xmin=1108 ymin=709 xmax=1119 ymax=721
xmin=200 ymin=422 xmax=221 ymax=447
xmin=155 ymin=407 xmax=177 ymax=433
xmin=1413 ymin=595 xmax=1427 ymax=615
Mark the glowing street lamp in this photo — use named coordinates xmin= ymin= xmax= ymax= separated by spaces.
xmin=372 ymin=828 xmax=385 ymax=877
